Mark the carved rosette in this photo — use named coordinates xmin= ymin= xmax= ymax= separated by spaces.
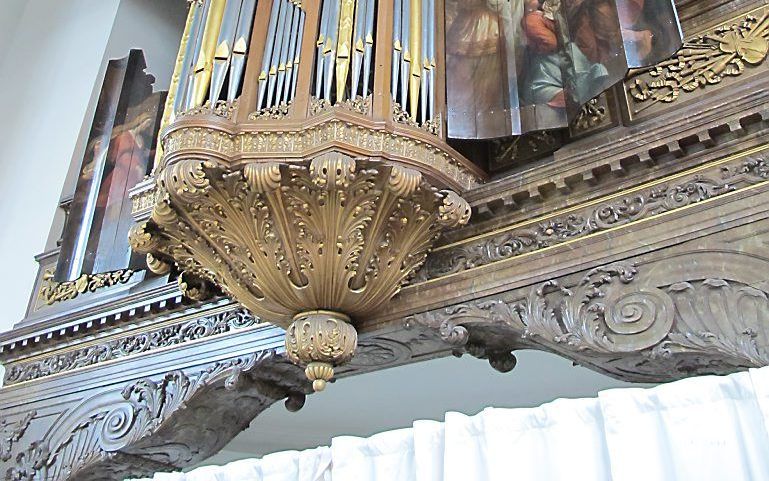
xmin=130 ymin=153 xmax=471 ymax=389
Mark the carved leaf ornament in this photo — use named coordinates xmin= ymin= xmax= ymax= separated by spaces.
xmin=130 ymin=154 xmax=470 ymax=389
xmin=628 ymin=10 xmax=769 ymax=111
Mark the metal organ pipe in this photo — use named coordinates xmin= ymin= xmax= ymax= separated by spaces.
xmin=255 ymin=0 xmax=305 ymax=110
xmin=361 ymin=0 xmax=375 ymax=98
xmin=314 ymin=0 xmax=378 ymax=105
xmin=168 ymin=0 xmax=440 ymax=127
xmin=192 ymin=0 xmax=227 ymax=107
xmin=228 ymin=0 xmax=258 ymax=101
xmin=209 ymin=0 xmax=243 ymax=104
xmin=391 ymin=0 xmax=402 ymax=101
xmin=173 ymin=1 xmax=206 ymax=116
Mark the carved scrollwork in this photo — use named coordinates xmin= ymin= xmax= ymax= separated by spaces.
xmin=343 ymin=338 xmax=413 ymax=371
xmin=392 ymin=102 xmax=440 ymax=135
xmin=652 ymin=279 xmax=769 ymax=366
xmin=177 ymin=99 xmax=238 ymax=120
xmin=417 ymin=152 xmax=769 ymax=282
xmin=160 ymin=120 xmax=481 ymax=190
xmin=285 ymin=311 xmax=358 ymax=392
xmin=411 ymin=249 xmax=769 ymax=382
xmin=626 ymin=7 xmax=769 ymax=116
xmin=310 ymin=96 xmax=370 ymax=116
xmin=4 ymin=309 xmax=260 ymax=385
xmin=38 ymin=269 xmax=135 ymax=306
xmin=248 ymin=101 xmax=291 ymax=120
xmin=6 ymin=351 xmax=307 ymax=481
xmin=285 ymin=312 xmax=358 ymax=367
xmin=517 ymin=263 xmax=674 ymax=353
xmin=1 ymin=412 xmax=35 ymax=462
xmin=571 ymin=96 xmax=608 ymax=133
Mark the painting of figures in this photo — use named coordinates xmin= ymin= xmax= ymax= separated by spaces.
xmin=445 ymin=0 xmax=682 ymax=139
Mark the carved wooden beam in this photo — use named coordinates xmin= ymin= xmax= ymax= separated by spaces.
xmin=3 ymin=351 xmax=308 ymax=481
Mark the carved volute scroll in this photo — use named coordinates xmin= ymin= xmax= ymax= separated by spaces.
xmin=409 ymin=233 xmax=769 ymax=382
xmin=4 ymin=351 xmax=308 ymax=481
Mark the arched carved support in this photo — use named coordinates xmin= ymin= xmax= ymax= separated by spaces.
xmin=4 ymin=352 xmax=308 ymax=481
xmin=408 ymin=249 xmax=769 ymax=382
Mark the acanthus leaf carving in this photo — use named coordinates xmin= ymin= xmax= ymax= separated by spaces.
xmin=651 ymin=279 xmax=769 ymax=367
xmin=410 ymin=256 xmax=769 ymax=382
xmin=517 ymin=263 xmax=675 ymax=354
xmin=626 ymin=7 xmax=769 ymax=115
xmin=417 ymin=151 xmax=769 ymax=282
xmin=7 ymin=351 xmax=307 ymax=481
xmin=1 ymin=411 xmax=35 ymax=463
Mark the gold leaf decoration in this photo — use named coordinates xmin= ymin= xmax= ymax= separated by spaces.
xmin=130 ymin=154 xmax=470 ymax=327
xmin=626 ymin=8 xmax=769 ymax=115
xmin=39 ymin=269 xmax=134 ymax=306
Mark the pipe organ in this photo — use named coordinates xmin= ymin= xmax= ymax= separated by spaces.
xmin=165 ymin=0 xmax=450 ymax=132
xmin=258 ymin=0 xmax=305 ymax=111
xmin=133 ymin=0 xmax=681 ymax=391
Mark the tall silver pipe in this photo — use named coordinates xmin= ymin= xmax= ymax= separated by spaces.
xmin=174 ymin=1 xmax=205 ymax=115
xmin=351 ymin=0 xmax=367 ymax=98
xmin=257 ymin=0 xmax=282 ymax=110
xmin=281 ymin=5 xmax=302 ymax=102
xmin=391 ymin=0 xmax=402 ymax=101
xmin=275 ymin=2 xmax=296 ymax=105
xmin=323 ymin=0 xmax=342 ymax=101
xmin=228 ymin=0 xmax=258 ymax=101
xmin=361 ymin=0 xmax=375 ymax=98
xmin=211 ymin=0 xmax=245 ymax=104
xmin=400 ymin=0 xmax=410 ymax=109
xmin=267 ymin=0 xmax=290 ymax=108
xmin=183 ymin=0 xmax=213 ymax=111
xmin=291 ymin=10 xmax=305 ymax=101
xmin=315 ymin=0 xmax=333 ymax=98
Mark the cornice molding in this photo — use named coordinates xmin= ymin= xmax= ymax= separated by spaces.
xmin=417 ymin=148 xmax=769 ymax=282
xmin=3 ymin=308 xmax=263 ymax=386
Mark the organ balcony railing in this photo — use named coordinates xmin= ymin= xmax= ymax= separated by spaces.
xmin=129 ymin=0 xmax=682 ymax=390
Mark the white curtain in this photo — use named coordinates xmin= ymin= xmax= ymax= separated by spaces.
xmin=132 ymin=366 xmax=769 ymax=481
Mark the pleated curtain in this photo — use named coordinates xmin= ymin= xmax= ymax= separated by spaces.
xmin=133 ymin=366 xmax=769 ymax=481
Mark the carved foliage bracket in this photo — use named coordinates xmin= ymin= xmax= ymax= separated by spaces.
xmin=5 ymin=352 xmax=308 ymax=481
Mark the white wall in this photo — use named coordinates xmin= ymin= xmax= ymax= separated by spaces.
xmin=0 ymin=0 xmax=122 ymax=336
xmin=0 ymin=0 xmax=187 ymax=338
